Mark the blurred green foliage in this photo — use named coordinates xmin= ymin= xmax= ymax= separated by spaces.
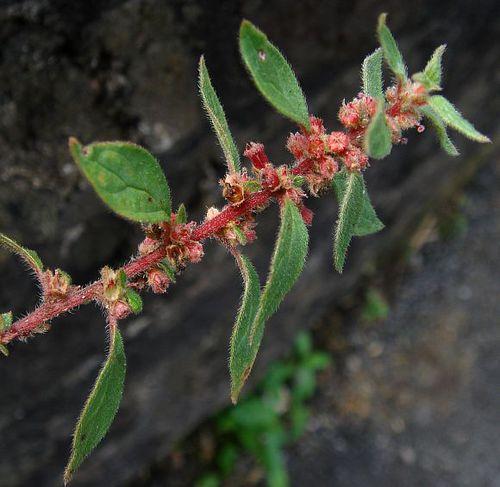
xmin=196 ymin=331 xmax=330 ymax=487
xmin=361 ymin=288 xmax=390 ymax=322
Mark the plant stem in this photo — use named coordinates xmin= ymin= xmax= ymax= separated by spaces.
xmin=1 ymin=190 xmax=274 ymax=344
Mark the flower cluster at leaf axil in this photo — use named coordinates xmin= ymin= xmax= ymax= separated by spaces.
xmin=138 ymin=213 xmax=204 ymax=293
xmin=0 ymin=14 xmax=490 ymax=485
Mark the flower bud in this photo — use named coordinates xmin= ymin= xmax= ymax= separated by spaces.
xmin=101 ymin=266 xmax=122 ymax=302
xmin=112 ymin=300 xmax=132 ymax=320
xmin=343 ymin=146 xmax=369 ymax=172
xmin=187 ymin=241 xmax=204 ymax=263
xmin=138 ymin=236 xmax=160 ymax=255
xmin=326 ymin=132 xmax=350 ymax=154
xmin=244 ymin=142 xmax=270 ymax=170
xmin=147 ymin=268 xmax=170 ymax=294
xmin=286 ymin=133 xmax=308 ymax=159
xmin=300 ymin=205 xmax=314 ymax=226
xmin=308 ymin=115 xmax=325 ymax=135
xmin=46 ymin=269 xmax=72 ymax=298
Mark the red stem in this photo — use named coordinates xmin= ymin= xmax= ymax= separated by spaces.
xmin=2 ymin=189 xmax=274 ymax=344
xmin=2 ymin=85 xmax=427 ymax=346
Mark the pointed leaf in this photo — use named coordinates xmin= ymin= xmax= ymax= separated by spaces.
xmin=362 ymin=48 xmax=384 ymax=99
xmin=333 ymin=171 xmax=384 ymax=237
xmin=428 ymin=96 xmax=490 ymax=143
xmin=419 ymin=105 xmax=459 ymax=156
xmin=424 ymin=44 xmax=446 ymax=87
xmin=69 ymin=138 xmax=171 ymax=222
xmin=64 ymin=326 xmax=126 ymax=484
xmin=229 ymin=253 xmax=261 ymax=403
xmin=413 ymin=44 xmax=446 ymax=91
xmin=0 ymin=312 xmax=13 ymax=333
xmin=333 ymin=172 xmax=364 ymax=273
xmin=0 ymin=344 xmax=8 ymax=357
xmin=176 ymin=203 xmax=188 ymax=224
xmin=377 ymin=13 xmax=407 ymax=80
xmin=364 ymin=100 xmax=392 ymax=159
xmin=239 ymin=20 xmax=310 ymax=130
xmin=125 ymin=289 xmax=143 ymax=314
xmin=198 ymin=56 xmax=240 ymax=172
xmin=231 ymin=200 xmax=309 ymax=402
xmin=0 ymin=232 xmax=43 ymax=272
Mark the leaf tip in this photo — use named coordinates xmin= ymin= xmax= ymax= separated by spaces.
xmin=377 ymin=12 xmax=388 ymax=29
xmin=63 ymin=465 xmax=73 ymax=486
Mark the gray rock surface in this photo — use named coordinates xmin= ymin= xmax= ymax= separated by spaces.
xmin=0 ymin=1 xmax=497 ymax=485
xmin=284 ymin=160 xmax=500 ymax=487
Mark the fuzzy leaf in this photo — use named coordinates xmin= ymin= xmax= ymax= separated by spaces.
xmin=229 ymin=253 xmax=261 ymax=403
xmin=333 ymin=171 xmax=384 ymax=237
xmin=125 ymin=289 xmax=143 ymax=314
xmin=333 ymin=172 xmax=365 ymax=273
xmin=362 ymin=48 xmax=384 ymax=99
xmin=0 ymin=312 xmax=13 ymax=333
xmin=364 ymin=100 xmax=392 ymax=159
xmin=239 ymin=20 xmax=310 ymax=130
xmin=377 ymin=13 xmax=407 ymax=80
xmin=69 ymin=138 xmax=171 ymax=222
xmin=158 ymin=259 xmax=177 ymax=283
xmin=428 ymin=96 xmax=490 ymax=143
xmin=198 ymin=56 xmax=240 ymax=172
xmin=419 ymin=105 xmax=459 ymax=156
xmin=0 ymin=232 xmax=43 ymax=272
xmin=413 ymin=44 xmax=446 ymax=91
xmin=64 ymin=326 xmax=126 ymax=484
xmin=230 ymin=200 xmax=309 ymax=402
xmin=176 ymin=203 xmax=188 ymax=224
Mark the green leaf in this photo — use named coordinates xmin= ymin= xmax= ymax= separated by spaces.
xmin=229 ymin=253 xmax=261 ymax=403
xmin=158 ymin=259 xmax=177 ymax=283
xmin=333 ymin=172 xmax=365 ymax=273
xmin=428 ymin=96 xmax=490 ymax=143
xmin=362 ymin=48 xmax=384 ymax=99
xmin=125 ymin=289 xmax=143 ymax=314
xmin=364 ymin=100 xmax=392 ymax=159
xmin=233 ymin=226 xmax=248 ymax=246
xmin=0 ymin=344 xmax=8 ymax=357
xmin=198 ymin=56 xmax=240 ymax=172
xmin=362 ymin=288 xmax=389 ymax=322
xmin=412 ymin=44 xmax=446 ymax=91
xmin=0 ymin=312 xmax=13 ymax=333
xmin=244 ymin=201 xmax=310 ymax=401
xmin=0 ymin=232 xmax=44 ymax=272
xmin=377 ymin=13 xmax=407 ymax=80
xmin=69 ymin=138 xmax=171 ymax=222
xmin=419 ymin=105 xmax=459 ymax=156
xmin=64 ymin=326 xmax=126 ymax=484
xmin=176 ymin=203 xmax=188 ymax=224
xmin=333 ymin=171 xmax=384 ymax=238
xmin=239 ymin=20 xmax=310 ymax=130
xmin=294 ymin=331 xmax=312 ymax=359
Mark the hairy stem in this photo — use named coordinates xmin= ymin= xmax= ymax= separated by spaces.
xmin=1 ymin=190 xmax=274 ymax=344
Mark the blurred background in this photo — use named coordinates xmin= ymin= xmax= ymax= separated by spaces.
xmin=0 ymin=1 xmax=498 ymax=486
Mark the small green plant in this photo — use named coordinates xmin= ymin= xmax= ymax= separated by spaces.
xmin=196 ymin=331 xmax=330 ymax=487
xmin=0 ymin=14 xmax=489 ymax=483
xmin=362 ymin=288 xmax=390 ymax=322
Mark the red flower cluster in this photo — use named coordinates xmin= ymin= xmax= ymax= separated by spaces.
xmin=137 ymin=213 xmax=204 ymax=293
xmin=385 ymin=80 xmax=427 ymax=142
xmin=244 ymin=142 xmax=313 ymax=224
xmin=338 ymin=94 xmax=378 ymax=130
xmin=286 ymin=116 xmax=339 ymax=195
